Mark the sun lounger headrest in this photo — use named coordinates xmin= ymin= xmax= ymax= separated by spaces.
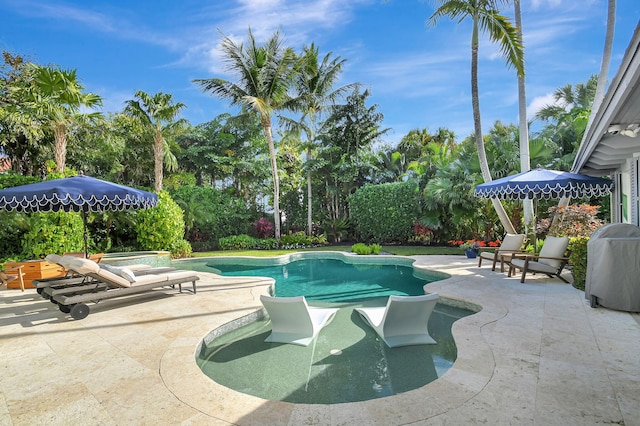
xmin=99 ymin=264 xmax=136 ymax=282
xmin=66 ymin=257 xmax=101 ymax=275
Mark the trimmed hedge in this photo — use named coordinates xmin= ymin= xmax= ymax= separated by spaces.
xmin=348 ymin=181 xmax=420 ymax=243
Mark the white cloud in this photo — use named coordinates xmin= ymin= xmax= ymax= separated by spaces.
xmin=527 ymin=93 xmax=563 ymax=120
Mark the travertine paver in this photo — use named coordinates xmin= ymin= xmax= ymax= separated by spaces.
xmin=0 ymin=255 xmax=639 ymax=425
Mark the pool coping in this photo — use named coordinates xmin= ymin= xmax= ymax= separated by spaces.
xmin=166 ymin=253 xmax=497 ymax=424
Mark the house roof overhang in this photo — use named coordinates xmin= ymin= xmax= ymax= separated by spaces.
xmin=572 ymin=22 xmax=640 ymax=177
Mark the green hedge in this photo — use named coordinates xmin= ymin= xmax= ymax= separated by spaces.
xmin=135 ymin=191 xmax=186 ymax=254
xmin=348 ymin=181 xmax=420 ymax=243
xmin=569 ymin=237 xmax=589 ymax=290
xmin=219 ymin=235 xmax=278 ymax=250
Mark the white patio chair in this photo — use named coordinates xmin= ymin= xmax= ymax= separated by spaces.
xmin=260 ymin=295 xmax=339 ymax=347
xmin=355 ymin=293 xmax=439 ymax=348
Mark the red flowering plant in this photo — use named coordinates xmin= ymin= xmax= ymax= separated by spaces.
xmin=411 ymin=222 xmax=433 ymax=244
xmin=448 ymin=239 xmax=484 ymax=250
xmin=253 ymin=217 xmax=274 ymax=238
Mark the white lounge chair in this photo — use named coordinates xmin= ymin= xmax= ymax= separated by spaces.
xmin=260 ymin=295 xmax=339 ymax=347
xmin=508 ymin=236 xmax=570 ymax=283
xmin=477 ymin=233 xmax=526 ymax=272
xmin=355 ymin=293 xmax=439 ymax=348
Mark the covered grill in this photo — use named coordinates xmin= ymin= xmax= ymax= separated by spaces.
xmin=585 ymin=223 xmax=640 ymax=312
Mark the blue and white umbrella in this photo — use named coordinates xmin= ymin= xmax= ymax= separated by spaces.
xmin=0 ymin=174 xmax=158 ymax=256
xmin=474 ymin=168 xmax=613 ymax=200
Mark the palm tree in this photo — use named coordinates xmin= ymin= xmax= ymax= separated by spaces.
xmin=193 ymin=28 xmax=298 ymax=241
xmin=284 ymin=44 xmax=357 ymax=235
xmin=428 ymin=0 xmax=523 ymax=234
xmin=125 ymin=90 xmax=186 ymax=192
xmin=32 ymin=65 xmax=103 ymax=173
xmin=513 ymin=0 xmax=534 ymax=233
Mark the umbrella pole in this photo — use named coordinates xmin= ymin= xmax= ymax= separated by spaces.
xmin=82 ymin=210 xmax=89 ymax=259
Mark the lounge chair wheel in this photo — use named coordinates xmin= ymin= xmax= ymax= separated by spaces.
xmin=590 ymin=295 xmax=598 ymax=308
xmin=70 ymin=303 xmax=90 ymax=320
xmin=49 ymin=296 xmax=58 ymax=305
xmin=58 ymin=304 xmax=71 ymax=314
xmin=36 ymin=287 xmax=43 ymax=295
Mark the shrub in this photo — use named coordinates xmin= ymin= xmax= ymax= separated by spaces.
xmin=135 ymin=191 xmax=185 ymax=251
xmin=254 ymin=218 xmax=274 ymax=238
xmin=370 ymin=243 xmax=382 ymax=255
xmin=569 ymin=237 xmax=589 ymax=290
xmin=169 ymin=239 xmax=193 ymax=259
xmin=322 ymin=217 xmax=350 ymax=243
xmin=280 ymin=231 xmax=310 ymax=246
xmin=254 ymin=238 xmax=279 ymax=250
xmin=311 ymin=234 xmax=328 ymax=246
xmin=219 ymin=234 xmax=256 ymax=250
xmin=0 ymin=212 xmax=29 ymax=261
xmin=351 ymin=243 xmax=372 ymax=255
xmin=21 ymin=212 xmax=85 ymax=259
xmin=538 ymin=204 xmax=605 ymax=238
xmin=348 ymin=181 xmax=420 ymax=243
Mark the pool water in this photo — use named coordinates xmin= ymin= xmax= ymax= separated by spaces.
xmin=196 ymin=300 xmax=472 ymax=404
xmin=178 ymin=257 xmax=445 ymax=302
xmin=183 ymin=254 xmax=473 ymax=404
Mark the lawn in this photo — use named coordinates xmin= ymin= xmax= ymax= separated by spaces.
xmin=191 ymin=245 xmax=464 ymax=258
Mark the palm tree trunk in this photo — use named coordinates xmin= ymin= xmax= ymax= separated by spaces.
xmin=554 ymin=0 xmax=616 ymax=225
xmin=514 ymin=0 xmax=534 ymax=233
xmin=471 ymin=16 xmax=516 ymax=234
xmin=153 ymin=130 xmax=163 ymax=192
xmin=53 ymin=123 xmax=67 ymax=173
xmin=262 ymin=117 xmax=281 ymax=241
xmin=307 ymin=146 xmax=313 ymax=236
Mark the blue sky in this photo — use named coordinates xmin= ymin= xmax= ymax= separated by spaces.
xmin=1 ymin=0 xmax=638 ymax=145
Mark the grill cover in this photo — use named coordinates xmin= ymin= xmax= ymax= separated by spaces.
xmin=585 ymin=223 xmax=640 ymax=312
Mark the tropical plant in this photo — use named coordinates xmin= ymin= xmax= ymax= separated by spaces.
xmin=282 ymin=43 xmax=357 ymax=235
xmin=316 ymin=87 xmax=389 ymax=221
xmin=193 ymin=28 xmax=299 ymax=241
xmin=32 ymin=65 xmax=103 ymax=173
xmin=427 ymin=0 xmax=523 ymax=235
xmin=125 ymin=90 xmax=187 ymax=192
xmin=0 ymin=52 xmax=49 ymax=175
xmin=254 ymin=217 xmax=274 ymax=238
xmin=351 ymin=243 xmax=372 ymax=255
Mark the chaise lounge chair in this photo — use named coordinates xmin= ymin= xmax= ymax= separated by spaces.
xmin=508 ymin=236 xmax=570 ymax=283
xmin=355 ymin=293 xmax=439 ymax=348
xmin=260 ymin=295 xmax=339 ymax=346
xmin=36 ymin=254 xmax=174 ymax=299
xmin=477 ymin=233 xmax=526 ymax=272
xmin=50 ymin=257 xmax=199 ymax=320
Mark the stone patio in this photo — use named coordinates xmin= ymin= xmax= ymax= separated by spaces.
xmin=1 ymin=254 xmax=638 ymax=425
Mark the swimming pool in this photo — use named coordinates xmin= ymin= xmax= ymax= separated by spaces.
xmin=176 ymin=252 xmax=449 ymax=302
xmin=183 ymin=253 xmax=475 ymax=403
xmin=196 ymin=300 xmax=472 ymax=404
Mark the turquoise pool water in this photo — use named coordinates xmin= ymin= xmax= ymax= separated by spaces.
xmin=197 ymin=300 xmax=472 ymax=404
xmin=183 ymin=253 xmax=473 ymax=404
xmin=176 ymin=256 xmax=446 ymax=302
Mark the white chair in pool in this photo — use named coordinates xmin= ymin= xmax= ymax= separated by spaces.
xmin=260 ymin=295 xmax=339 ymax=347
xmin=355 ymin=293 xmax=439 ymax=348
